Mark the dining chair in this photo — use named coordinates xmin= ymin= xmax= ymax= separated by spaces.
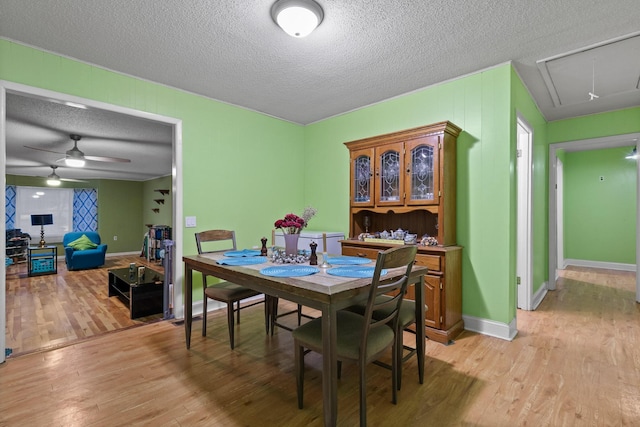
xmin=266 ymin=295 xmax=304 ymax=334
xmin=195 ymin=229 xmax=266 ymax=350
xmin=292 ymin=245 xmax=417 ymax=426
xmin=346 ymin=294 xmax=424 ymax=390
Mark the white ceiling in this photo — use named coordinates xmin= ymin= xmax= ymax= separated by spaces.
xmin=2 ymin=0 xmax=640 ymax=181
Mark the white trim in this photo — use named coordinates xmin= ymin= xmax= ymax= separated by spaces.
xmin=563 ymin=259 xmax=636 ymax=272
xmin=462 ymin=315 xmax=518 ymax=341
xmin=531 ymin=282 xmax=548 ymax=310
xmin=105 ymin=251 xmax=141 ymax=257
xmin=516 ymin=114 xmax=534 ymax=310
xmin=0 ymin=81 xmax=184 ymax=363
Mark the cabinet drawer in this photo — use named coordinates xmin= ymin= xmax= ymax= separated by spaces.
xmin=341 ymin=246 xmax=380 ymax=260
xmin=415 ymin=253 xmax=441 ymax=273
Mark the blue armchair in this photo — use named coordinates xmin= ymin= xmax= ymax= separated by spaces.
xmin=63 ymin=231 xmax=107 ymax=270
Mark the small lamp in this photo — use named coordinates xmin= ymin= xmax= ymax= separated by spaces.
xmin=31 ymin=214 xmax=53 ymax=247
xmin=271 ymin=0 xmax=324 ymax=38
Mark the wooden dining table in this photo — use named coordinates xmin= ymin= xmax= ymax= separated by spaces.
xmin=182 ymin=252 xmax=427 ymax=427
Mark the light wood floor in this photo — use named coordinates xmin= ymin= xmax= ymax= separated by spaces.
xmin=1 ymin=266 xmax=639 ymax=426
xmin=5 ymin=254 xmax=165 ymax=356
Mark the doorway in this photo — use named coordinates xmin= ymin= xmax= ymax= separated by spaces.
xmin=548 ymin=133 xmax=640 ymax=298
xmin=1 ymin=81 xmax=184 ymax=363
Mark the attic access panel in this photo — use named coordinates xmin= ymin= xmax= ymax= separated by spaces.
xmin=537 ymin=34 xmax=640 ymax=107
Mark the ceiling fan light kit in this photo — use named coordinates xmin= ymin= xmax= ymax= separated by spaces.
xmin=65 ymin=134 xmax=86 ymax=167
xmin=271 ymin=0 xmax=323 ymax=38
xmin=46 ymin=168 xmax=61 ymax=186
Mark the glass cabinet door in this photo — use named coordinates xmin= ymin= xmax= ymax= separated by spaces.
xmin=406 ymin=137 xmax=439 ymax=205
xmin=350 ymin=148 xmax=374 ymax=207
xmin=375 ymin=142 xmax=404 ymax=206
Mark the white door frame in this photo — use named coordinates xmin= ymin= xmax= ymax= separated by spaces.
xmin=556 ymin=157 xmax=564 ymax=271
xmin=548 ymin=133 xmax=640 ymax=295
xmin=516 ymin=115 xmax=533 ymax=310
xmin=1 ymin=81 xmax=184 ymax=363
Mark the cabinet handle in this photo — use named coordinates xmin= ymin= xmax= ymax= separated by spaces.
xmin=356 ymin=253 xmax=367 ymax=258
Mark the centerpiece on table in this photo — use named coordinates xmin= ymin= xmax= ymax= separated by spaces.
xmin=274 ymin=206 xmax=317 ymax=258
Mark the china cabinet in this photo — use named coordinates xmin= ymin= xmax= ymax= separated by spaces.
xmin=345 ymin=121 xmax=460 ymax=246
xmin=342 ymin=121 xmax=463 ymax=344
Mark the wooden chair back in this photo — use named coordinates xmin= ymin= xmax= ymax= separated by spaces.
xmin=195 ymin=229 xmax=237 ymax=255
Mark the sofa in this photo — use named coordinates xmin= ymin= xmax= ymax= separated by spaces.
xmin=63 ymin=231 xmax=107 ymax=270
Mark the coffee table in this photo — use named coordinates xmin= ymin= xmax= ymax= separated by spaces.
xmin=108 ymin=267 xmax=164 ymax=318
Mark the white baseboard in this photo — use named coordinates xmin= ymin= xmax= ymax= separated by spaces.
xmin=563 ymin=259 xmax=636 ymax=272
xmin=106 ymin=251 xmax=141 ymax=258
xmin=532 ymin=281 xmax=548 ymax=310
xmin=462 ymin=315 xmax=517 ymax=341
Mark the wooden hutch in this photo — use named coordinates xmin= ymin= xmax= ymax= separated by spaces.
xmin=340 ymin=121 xmax=464 ymax=344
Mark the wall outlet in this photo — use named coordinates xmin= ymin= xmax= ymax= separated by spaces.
xmin=599 ymin=176 xmax=605 ymax=181
xmin=113 ymin=235 xmax=118 ymax=241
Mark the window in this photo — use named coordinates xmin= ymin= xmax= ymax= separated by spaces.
xmin=16 ymin=186 xmax=73 ymax=242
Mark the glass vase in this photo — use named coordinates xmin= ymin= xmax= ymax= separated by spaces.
xmin=283 ymin=233 xmax=300 ymax=256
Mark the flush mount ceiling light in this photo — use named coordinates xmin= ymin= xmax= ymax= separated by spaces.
xmin=271 ymin=0 xmax=323 ymax=38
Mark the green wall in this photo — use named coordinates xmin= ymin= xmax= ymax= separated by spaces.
xmin=97 ymin=179 xmax=144 ymax=252
xmin=563 ymin=147 xmax=637 ymax=264
xmin=142 ymin=175 xmax=173 ymax=234
xmin=548 ymin=108 xmax=640 ymax=143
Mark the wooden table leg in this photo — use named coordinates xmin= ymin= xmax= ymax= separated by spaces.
xmin=321 ymin=303 xmax=338 ymax=427
xmin=185 ymin=264 xmax=192 ymax=349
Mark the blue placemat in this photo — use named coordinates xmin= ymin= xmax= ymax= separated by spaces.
xmin=326 ymin=256 xmax=371 ymax=265
xmin=260 ymin=265 xmax=319 ymax=277
xmin=217 ymin=256 xmax=266 ymax=266
xmin=327 ymin=266 xmax=387 ymax=278
xmin=223 ymin=249 xmax=262 ymax=257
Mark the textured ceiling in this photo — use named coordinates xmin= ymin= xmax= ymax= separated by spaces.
xmin=1 ymin=0 xmax=640 ymax=180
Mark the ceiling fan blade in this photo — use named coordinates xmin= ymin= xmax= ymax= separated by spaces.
xmin=84 ymin=154 xmax=131 ymax=163
xmin=60 ymin=177 xmax=88 ymax=183
xmin=25 ymin=145 xmax=65 ymax=155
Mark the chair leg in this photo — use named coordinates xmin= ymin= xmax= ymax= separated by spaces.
xmin=202 ymin=294 xmax=208 ymax=337
xmin=392 ymin=337 xmax=398 ymax=405
xmin=415 ymin=325 xmax=424 ymax=385
xmin=337 ymin=360 xmax=342 ymax=380
xmin=294 ymin=341 xmax=304 ymax=409
xmin=227 ymin=301 xmax=235 ymax=350
xmin=264 ymin=295 xmax=271 ymax=334
xmin=270 ymin=297 xmax=279 ymax=336
xmin=396 ymin=329 xmax=403 ymax=390
xmin=297 ymin=304 xmax=302 ymax=325
xmin=236 ymin=300 xmax=241 ymax=324
xmin=359 ymin=359 xmax=367 ymax=427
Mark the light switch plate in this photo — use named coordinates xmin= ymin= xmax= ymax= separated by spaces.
xmin=185 ymin=216 xmax=197 ymax=228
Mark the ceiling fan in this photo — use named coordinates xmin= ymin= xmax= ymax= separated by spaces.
xmin=45 ymin=165 xmax=87 ymax=186
xmin=26 ymin=133 xmax=131 ymax=167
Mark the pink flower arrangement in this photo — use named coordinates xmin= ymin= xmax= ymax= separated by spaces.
xmin=274 ymin=207 xmax=317 ymax=234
